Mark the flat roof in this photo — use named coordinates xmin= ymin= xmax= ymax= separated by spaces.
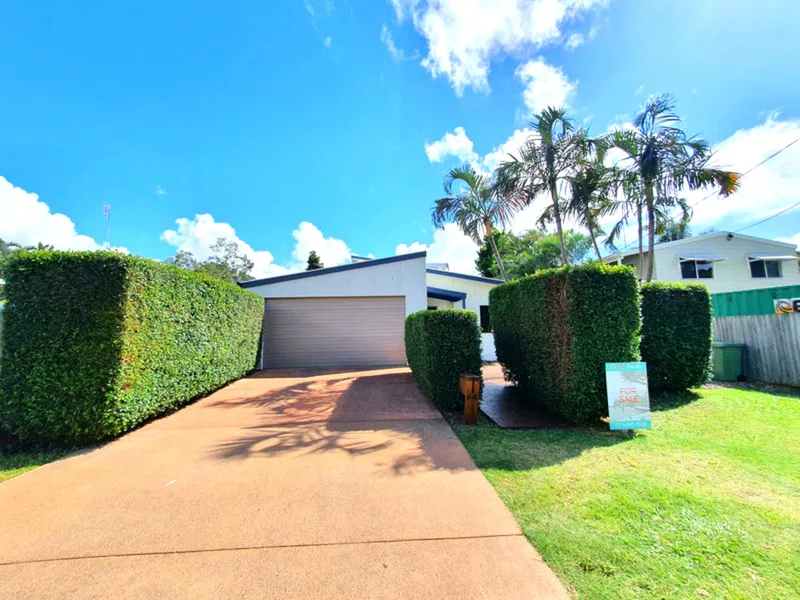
xmin=427 ymin=286 xmax=467 ymax=302
xmin=239 ymin=251 xmax=427 ymax=288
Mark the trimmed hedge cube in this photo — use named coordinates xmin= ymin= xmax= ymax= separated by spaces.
xmin=0 ymin=251 xmax=264 ymax=446
xmin=405 ymin=310 xmax=482 ymax=411
xmin=641 ymin=282 xmax=713 ymax=392
xmin=490 ymin=264 xmax=641 ymax=423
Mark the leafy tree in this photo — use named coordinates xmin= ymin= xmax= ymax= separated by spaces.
xmin=432 ymin=165 xmax=523 ymax=281
xmin=476 ymin=229 xmax=591 ymax=279
xmin=496 ymin=107 xmax=582 ymax=265
xmin=167 ymin=237 xmax=254 ymax=284
xmin=510 ymin=229 xmax=591 ymax=278
xmin=167 ymin=250 xmax=200 ymax=271
xmin=609 ymin=94 xmax=739 ymax=281
xmin=657 ymin=210 xmax=692 ymax=243
xmin=306 ymin=250 xmax=324 ymax=270
xmin=475 ymin=231 xmax=518 ymax=278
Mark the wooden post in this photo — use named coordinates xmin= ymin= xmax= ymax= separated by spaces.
xmin=460 ymin=373 xmax=480 ymax=425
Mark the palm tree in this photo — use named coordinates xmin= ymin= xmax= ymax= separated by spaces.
xmin=565 ymin=135 xmax=614 ymax=260
xmin=496 ymin=107 xmax=580 ymax=265
xmin=610 ymin=94 xmax=739 ymax=281
xmin=431 ymin=165 xmax=521 ymax=281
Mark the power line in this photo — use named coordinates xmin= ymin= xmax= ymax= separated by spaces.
xmin=732 ymin=199 xmax=800 ymax=234
xmin=609 ymin=135 xmax=800 ymax=254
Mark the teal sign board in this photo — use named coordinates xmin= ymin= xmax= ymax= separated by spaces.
xmin=605 ymin=363 xmax=651 ymax=430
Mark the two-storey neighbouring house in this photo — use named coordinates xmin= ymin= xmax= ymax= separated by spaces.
xmin=604 ymin=231 xmax=800 ymax=293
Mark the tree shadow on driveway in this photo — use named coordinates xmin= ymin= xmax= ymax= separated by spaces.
xmin=208 ymin=370 xmax=473 ymax=475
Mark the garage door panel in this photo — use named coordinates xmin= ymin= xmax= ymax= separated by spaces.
xmin=262 ymin=297 xmax=406 ymax=368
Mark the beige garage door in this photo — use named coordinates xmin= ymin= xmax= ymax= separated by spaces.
xmin=261 ymin=297 xmax=407 ymax=369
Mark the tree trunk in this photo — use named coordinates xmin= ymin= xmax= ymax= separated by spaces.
xmin=586 ymin=209 xmax=602 ymax=261
xmin=485 ymin=221 xmax=508 ymax=281
xmin=636 ymin=201 xmax=644 ymax=282
xmin=549 ymin=180 xmax=570 ymax=265
xmin=644 ymin=184 xmax=656 ymax=282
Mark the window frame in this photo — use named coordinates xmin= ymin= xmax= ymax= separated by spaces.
xmin=749 ymin=259 xmax=783 ymax=279
xmin=680 ymin=259 xmax=714 ymax=280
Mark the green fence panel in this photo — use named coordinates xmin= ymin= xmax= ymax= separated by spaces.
xmin=711 ymin=284 xmax=800 ymax=317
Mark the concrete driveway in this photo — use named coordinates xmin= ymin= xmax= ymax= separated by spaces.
xmin=0 ymin=368 xmax=568 ymax=599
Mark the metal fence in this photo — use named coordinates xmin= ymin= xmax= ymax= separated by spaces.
xmin=713 ymin=314 xmax=800 ymax=387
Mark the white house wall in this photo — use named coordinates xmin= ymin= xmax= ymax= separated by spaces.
xmin=617 ymin=234 xmax=799 ymax=293
xmin=426 ymin=297 xmax=455 ymax=310
xmin=246 ymin=255 xmax=428 ymax=316
xmin=652 ymin=235 xmax=800 ymax=294
xmin=426 ymin=272 xmax=499 ymax=361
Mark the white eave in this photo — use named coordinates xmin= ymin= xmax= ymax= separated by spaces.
xmin=677 ymin=253 xmax=727 ymax=262
xmin=747 ymin=253 xmax=799 ymax=261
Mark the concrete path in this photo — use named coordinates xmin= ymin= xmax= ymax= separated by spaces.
xmin=0 ymin=368 xmax=569 ymax=599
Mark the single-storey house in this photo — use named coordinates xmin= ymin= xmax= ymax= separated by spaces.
xmin=603 ymin=231 xmax=800 ymax=293
xmin=240 ymin=251 xmax=502 ymax=369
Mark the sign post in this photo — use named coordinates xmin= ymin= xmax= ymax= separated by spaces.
xmin=605 ymin=363 xmax=651 ymax=431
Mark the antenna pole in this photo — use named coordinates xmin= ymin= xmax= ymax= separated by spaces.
xmin=103 ymin=203 xmax=112 ymax=248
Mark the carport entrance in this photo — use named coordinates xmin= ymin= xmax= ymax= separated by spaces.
xmin=261 ymin=296 xmax=406 ymax=368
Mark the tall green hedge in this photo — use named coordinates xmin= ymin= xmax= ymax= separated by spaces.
xmin=0 ymin=251 xmax=264 ymax=446
xmin=490 ymin=264 xmax=641 ymax=423
xmin=405 ymin=310 xmax=482 ymax=411
xmin=641 ymin=282 xmax=713 ymax=392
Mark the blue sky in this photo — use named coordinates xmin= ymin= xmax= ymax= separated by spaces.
xmin=2 ymin=0 xmax=799 ymax=275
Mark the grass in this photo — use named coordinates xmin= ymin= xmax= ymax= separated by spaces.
xmin=451 ymin=385 xmax=800 ymax=600
xmin=0 ymin=449 xmax=68 ymax=483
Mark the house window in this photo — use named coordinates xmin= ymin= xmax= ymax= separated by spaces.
xmin=427 ymin=306 xmax=438 ymax=310
xmin=479 ymin=305 xmax=492 ymax=333
xmin=680 ymin=260 xmax=714 ymax=279
xmin=749 ymin=259 xmax=782 ymax=279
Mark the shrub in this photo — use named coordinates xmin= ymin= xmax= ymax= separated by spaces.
xmin=0 ymin=251 xmax=264 ymax=446
xmin=640 ymin=282 xmax=712 ymax=392
xmin=490 ymin=264 xmax=640 ymax=423
xmin=405 ymin=310 xmax=482 ymax=411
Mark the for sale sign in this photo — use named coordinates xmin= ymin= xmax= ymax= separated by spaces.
xmin=605 ymin=363 xmax=651 ymax=430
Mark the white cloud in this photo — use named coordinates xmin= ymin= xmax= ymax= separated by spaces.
xmin=390 ymin=0 xmax=607 ymax=94
xmin=160 ymin=216 xmax=354 ymax=278
xmin=155 ymin=185 xmax=167 ymax=196
xmin=686 ymin=112 xmax=800 ymax=227
xmin=481 ymin=127 xmax=533 ymax=173
xmin=161 ymin=214 xmax=289 ymax=278
xmin=516 ymin=57 xmax=577 ymax=114
xmin=423 ymin=125 xmax=535 ymax=176
xmin=323 ymin=36 xmax=332 ymax=47
xmin=565 ymin=32 xmax=584 ymax=50
xmin=0 ymin=175 xmax=126 ymax=252
xmin=290 ymin=221 xmax=351 ymax=268
xmin=396 ymin=223 xmax=480 ymax=274
xmin=776 ymin=233 xmax=800 ymax=249
xmin=424 ymin=126 xmax=479 ymax=164
xmin=380 ymin=23 xmax=417 ymax=61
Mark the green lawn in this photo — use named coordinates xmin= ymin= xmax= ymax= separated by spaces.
xmin=452 ymin=385 xmax=800 ymax=600
xmin=0 ymin=450 xmax=67 ymax=483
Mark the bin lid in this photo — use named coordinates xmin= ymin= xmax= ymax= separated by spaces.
xmin=713 ymin=342 xmax=745 ymax=348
